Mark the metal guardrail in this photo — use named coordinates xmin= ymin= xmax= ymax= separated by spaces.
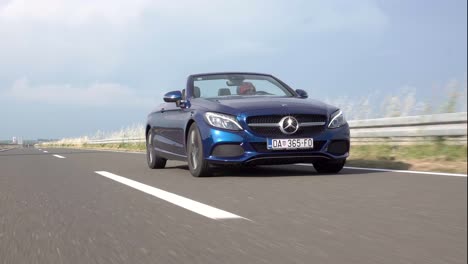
xmin=349 ymin=112 xmax=467 ymax=138
xmin=69 ymin=112 xmax=468 ymax=145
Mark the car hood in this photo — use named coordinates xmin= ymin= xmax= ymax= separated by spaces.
xmin=191 ymin=96 xmax=337 ymax=116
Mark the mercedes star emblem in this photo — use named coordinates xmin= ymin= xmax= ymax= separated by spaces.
xmin=279 ymin=116 xmax=299 ymax=135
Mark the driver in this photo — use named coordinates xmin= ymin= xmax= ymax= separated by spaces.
xmin=237 ymin=82 xmax=256 ymax=95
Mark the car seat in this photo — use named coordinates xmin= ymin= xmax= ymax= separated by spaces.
xmin=218 ymin=88 xmax=231 ymax=96
xmin=193 ymin=86 xmax=201 ymax=98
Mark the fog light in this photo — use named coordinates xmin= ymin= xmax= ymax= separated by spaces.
xmin=327 ymin=140 xmax=349 ymax=155
xmin=211 ymin=144 xmax=244 ymax=157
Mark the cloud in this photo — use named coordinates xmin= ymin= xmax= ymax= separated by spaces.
xmin=0 ymin=1 xmax=388 ymax=67
xmin=0 ymin=0 xmax=388 ymax=30
xmin=0 ymin=0 xmax=153 ymax=25
xmin=0 ymin=0 xmax=389 ymax=97
xmin=5 ymin=78 xmax=154 ymax=107
xmin=301 ymin=1 xmax=388 ymax=32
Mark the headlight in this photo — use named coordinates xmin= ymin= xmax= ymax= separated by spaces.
xmin=204 ymin=112 xmax=242 ymax=131
xmin=328 ymin=110 xmax=347 ymax=128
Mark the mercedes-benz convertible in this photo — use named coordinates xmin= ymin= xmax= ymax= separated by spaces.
xmin=146 ymin=72 xmax=350 ymax=177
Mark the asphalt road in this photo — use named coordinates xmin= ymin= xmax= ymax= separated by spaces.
xmin=0 ymin=148 xmax=466 ymax=264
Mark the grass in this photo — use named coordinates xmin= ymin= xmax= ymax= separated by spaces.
xmin=47 ymin=142 xmax=146 ymax=152
xmin=350 ymin=144 xmax=467 ymax=162
xmin=82 ymin=142 xmax=146 ymax=151
xmin=348 ymin=144 xmax=467 ymax=174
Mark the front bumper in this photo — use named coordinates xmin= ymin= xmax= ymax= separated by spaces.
xmin=198 ymin=124 xmax=350 ymax=165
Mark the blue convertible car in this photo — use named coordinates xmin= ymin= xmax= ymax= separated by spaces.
xmin=146 ymin=72 xmax=350 ymax=177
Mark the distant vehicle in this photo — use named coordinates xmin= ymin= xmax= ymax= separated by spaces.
xmin=146 ymin=72 xmax=350 ymax=177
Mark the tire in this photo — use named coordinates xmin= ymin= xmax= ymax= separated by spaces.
xmin=187 ymin=123 xmax=211 ymax=177
xmin=146 ymin=130 xmax=167 ymax=169
xmin=313 ymin=159 xmax=346 ymax=173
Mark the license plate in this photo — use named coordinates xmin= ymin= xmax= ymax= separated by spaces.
xmin=267 ymin=138 xmax=314 ymax=150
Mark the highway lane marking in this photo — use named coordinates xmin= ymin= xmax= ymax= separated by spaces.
xmin=297 ymin=164 xmax=467 ymax=177
xmin=58 ymin=148 xmax=466 ymax=177
xmin=0 ymin=148 xmax=11 ymax=152
xmin=53 ymin=155 xmax=66 ymax=159
xmin=95 ymin=171 xmax=250 ymax=221
xmin=43 ymin=151 xmax=48 ymax=153
xmin=344 ymin=166 xmax=467 ymax=177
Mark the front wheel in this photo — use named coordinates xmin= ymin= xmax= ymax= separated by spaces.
xmin=313 ymin=159 xmax=346 ymax=174
xmin=187 ymin=124 xmax=211 ymax=177
xmin=147 ymin=130 xmax=167 ymax=169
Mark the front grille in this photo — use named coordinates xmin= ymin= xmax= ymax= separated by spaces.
xmin=247 ymin=114 xmax=326 ymax=124
xmin=247 ymin=114 xmax=327 ymax=137
xmin=250 ymin=140 xmax=326 ymax=153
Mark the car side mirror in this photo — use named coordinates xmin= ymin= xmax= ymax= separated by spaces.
xmin=163 ymin=91 xmax=182 ymax=103
xmin=296 ymin=89 xmax=308 ymax=99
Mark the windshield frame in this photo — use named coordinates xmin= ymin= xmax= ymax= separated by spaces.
xmin=187 ymin=72 xmax=297 ymax=99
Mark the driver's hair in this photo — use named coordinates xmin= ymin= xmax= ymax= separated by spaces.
xmin=237 ymin=82 xmax=256 ymax=95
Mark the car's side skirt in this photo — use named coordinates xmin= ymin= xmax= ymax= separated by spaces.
xmin=155 ymin=147 xmax=187 ymax=161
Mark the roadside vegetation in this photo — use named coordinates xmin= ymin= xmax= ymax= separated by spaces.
xmin=348 ymin=143 xmax=467 ymax=174
xmin=82 ymin=142 xmax=146 ymax=151
xmin=45 ymin=142 xmax=146 ymax=152
xmin=325 ymin=77 xmax=467 ymax=120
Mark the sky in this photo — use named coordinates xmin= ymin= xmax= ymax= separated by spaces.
xmin=0 ymin=0 xmax=466 ymax=139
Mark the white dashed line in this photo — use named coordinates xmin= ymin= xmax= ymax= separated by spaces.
xmin=95 ymin=171 xmax=249 ymax=221
xmin=296 ymin=164 xmax=467 ymax=177
xmin=43 ymin=151 xmax=48 ymax=153
xmin=53 ymin=155 xmax=66 ymax=159
xmin=0 ymin=148 xmax=14 ymax=152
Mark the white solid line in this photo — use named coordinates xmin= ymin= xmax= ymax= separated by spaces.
xmin=296 ymin=164 xmax=467 ymax=177
xmin=344 ymin=166 xmax=467 ymax=177
xmin=95 ymin=171 xmax=249 ymax=220
xmin=53 ymin=155 xmax=66 ymax=159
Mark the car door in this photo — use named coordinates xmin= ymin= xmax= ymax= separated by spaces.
xmin=153 ymin=102 xmax=191 ymax=157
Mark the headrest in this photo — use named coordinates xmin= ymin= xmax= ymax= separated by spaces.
xmin=218 ymin=88 xmax=231 ymax=96
xmin=193 ymin=86 xmax=201 ymax=98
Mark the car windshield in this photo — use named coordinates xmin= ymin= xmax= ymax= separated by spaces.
xmin=192 ymin=74 xmax=294 ymax=98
